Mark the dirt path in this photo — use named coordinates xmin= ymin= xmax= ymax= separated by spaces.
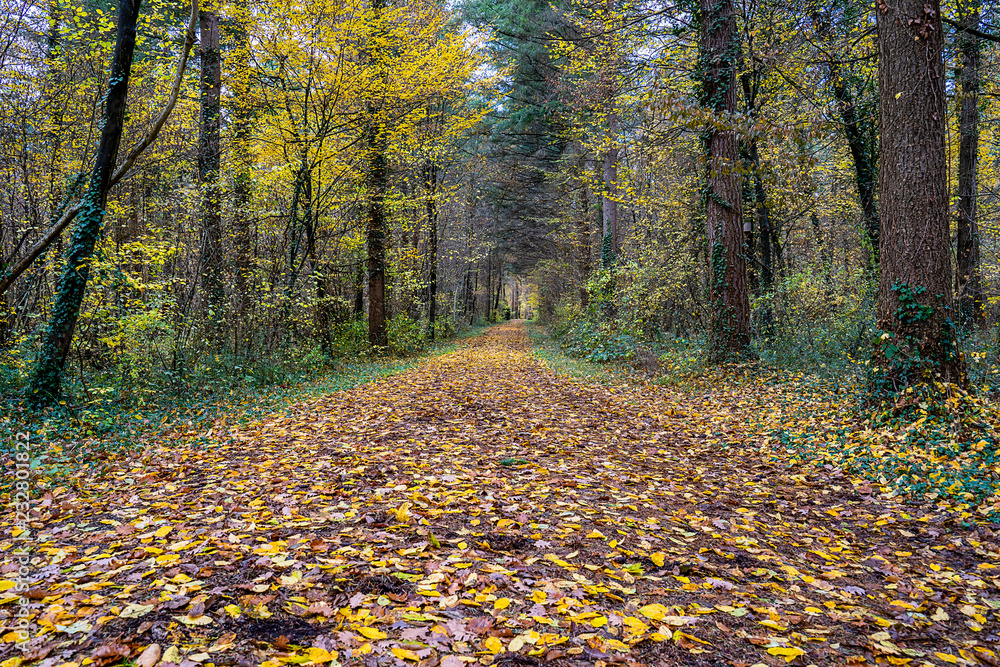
xmin=2 ymin=322 xmax=998 ymax=667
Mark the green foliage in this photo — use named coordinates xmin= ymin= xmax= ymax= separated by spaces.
xmin=751 ymin=267 xmax=875 ymax=372
xmin=556 ymin=314 xmax=638 ymax=363
xmin=388 ymin=313 xmax=426 ymax=356
xmin=329 ymin=319 xmax=369 ymax=357
xmin=433 ymin=317 xmax=456 ymax=340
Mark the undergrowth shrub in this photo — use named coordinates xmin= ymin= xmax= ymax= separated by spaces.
xmin=388 ymin=313 xmax=425 ymax=355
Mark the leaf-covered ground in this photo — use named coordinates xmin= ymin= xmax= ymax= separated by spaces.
xmin=2 ymin=322 xmax=999 ymax=667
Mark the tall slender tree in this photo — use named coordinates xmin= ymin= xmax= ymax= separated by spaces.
xmin=199 ymin=2 xmax=224 ymax=321
xmin=955 ymin=0 xmax=984 ymax=327
xmin=366 ymin=0 xmax=389 ymax=348
xmin=29 ymin=0 xmax=144 ymax=401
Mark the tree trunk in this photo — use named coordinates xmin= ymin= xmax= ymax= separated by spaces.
xmin=366 ymin=0 xmax=388 ymax=349
xmin=578 ymin=158 xmax=591 ymax=308
xmin=601 ymin=114 xmax=619 ymax=268
xmin=740 ymin=71 xmax=773 ymax=333
xmin=700 ymin=0 xmax=750 ymax=359
xmin=425 ymin=161 xmax=438 ymax=340
xmin=354 ymin=261 xmax=364 ymax=318
xmin=29 ymin=0 xmax=142 ymax=402
xmin=199 ymin=7 xmax=223 ymax=320
xmin=831 ymin=68 xmax=879 ymax=265
xmin=956 ymin=2 xmax=984 ymax=327
xmin=875 ymin=0 xmax=965 ymax=388
xmin=232 ymin=19 xmax=253 ymax=354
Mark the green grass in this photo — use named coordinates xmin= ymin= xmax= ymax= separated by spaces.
xmin=0 ymin=325 xmax=485 ymax=488
xmin=525 ymin=321 xmax=621 ymax=383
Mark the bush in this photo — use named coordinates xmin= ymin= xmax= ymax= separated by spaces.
xmin=558 ymin=316 xmax=638 ymax=363
xmin=329 ymin=318 xmax=368 ymax=357
xmin=433 ymin=317 xmax=455 ymax=340
xmin=388 ymin=313 xmax=425 ymax=355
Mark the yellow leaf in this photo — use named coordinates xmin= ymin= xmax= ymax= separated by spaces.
xmin=639 ymin=603 xmax=668 ymax=621
xmin=767 ymin=646 xmax=805 ymax=662
xmin=494 ymin=597 xmax=511 ymax=611
xmin=224 ymin=604 xmax=241 ymax=618
xmin=358 ymin=626 xmax=386 ymax=640
xmin=483 ymin=637 xmax=503 ymax=654
xmin=305 ymin=647 xmax=333 ymax=664
xmin=591 ymin=615 xmax=607 ymax=628
xmin=530 ymin=590 xmax=547 ymax=604
xmin=586 ymin=530 xmax=605 ymax=539
xmin=391 ymin=648 xmax=419 ymax=662
xmin=935 ymin=653 xmax=958 ymax=664
xmin=0 ymin=658 xmax=23 ymax=667
xmin=0 ymin=582 xmax=16 ymax=593
xmin=759 ymin=619 xmax=788 ymax=631
xmin=650 ymin=553 xmax=665 ymax=567
xmin=508 ymin=636 xmax=525 ymax=652
xmin=174 ymin=614 xmax=213 ymax=627
xmin=154 ymin=525 xmax=173 ymax=538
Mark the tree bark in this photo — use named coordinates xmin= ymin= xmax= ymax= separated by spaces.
xmin=830 ymin=66 xmax=879 ymax=265
xmin=231 ymin=17 xmax=254 ymax=353
xmin=956 ymin=2 xmax=984 ymax=327
xmin=875 ymin=0 xmax=965 ymax=387
xmin=29 ymin=0 xmax=143 ymax=402
xmin=700 ymin=0 xmax=750 ymax=359
xmin=578 ymin=157 xmax=591 ymax=308
xmin=424 ymin=161 xmax=438 ymax=340
xmin=199 ymin=7 xmax=223 ymax=320
xmin=601 ymin=114 xmax=619 ymax=269
xmin=365 ymin=0 xmax=388 ymax=349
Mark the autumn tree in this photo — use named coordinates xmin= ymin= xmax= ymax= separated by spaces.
xmin=698 ymin=0 xmax=750 ymax=358
xmin=28 ymin=0 xmax=145 ymax=401
xmin=873 ymin=0 xmax=965 ymax=389
xmin=955 ymin=0 xmax=985 ymax=326
xmin=199 ymin=0 xmax=224 ymax=322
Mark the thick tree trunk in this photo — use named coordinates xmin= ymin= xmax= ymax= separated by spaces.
xmin=29 ymin=0 xmax=142 ymax=402
xmin=875 ymin=0 xmax=965 ymax=387
xmin=956 ymin=4 xmax=984 ymax=327
xmin=700 ymin=0 xmax=750 ymax=359
xmin=199 ymin=8 xmax=223 ymax=320
xmin=424 ymin=161 xmax=438 ymax=340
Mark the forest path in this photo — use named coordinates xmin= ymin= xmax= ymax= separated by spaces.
xmin=4 ymin=321 xmax=996 ymax=666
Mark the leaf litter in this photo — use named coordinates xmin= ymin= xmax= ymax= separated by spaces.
xmin=2 ymin=322 xmax=999 ymax=667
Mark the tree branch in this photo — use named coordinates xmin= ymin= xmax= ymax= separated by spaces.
xmin=0 ymin=0 xmax=199 ymax=297
xmin=944 ymin=16 xmax=1000 ymax=43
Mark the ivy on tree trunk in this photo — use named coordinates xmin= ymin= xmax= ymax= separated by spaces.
xmin=29 ymin=0 xmax=143 ymax=404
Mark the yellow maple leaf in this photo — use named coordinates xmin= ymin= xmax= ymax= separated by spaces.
xmin=357 ymin=626 xmax=386 ymax=640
